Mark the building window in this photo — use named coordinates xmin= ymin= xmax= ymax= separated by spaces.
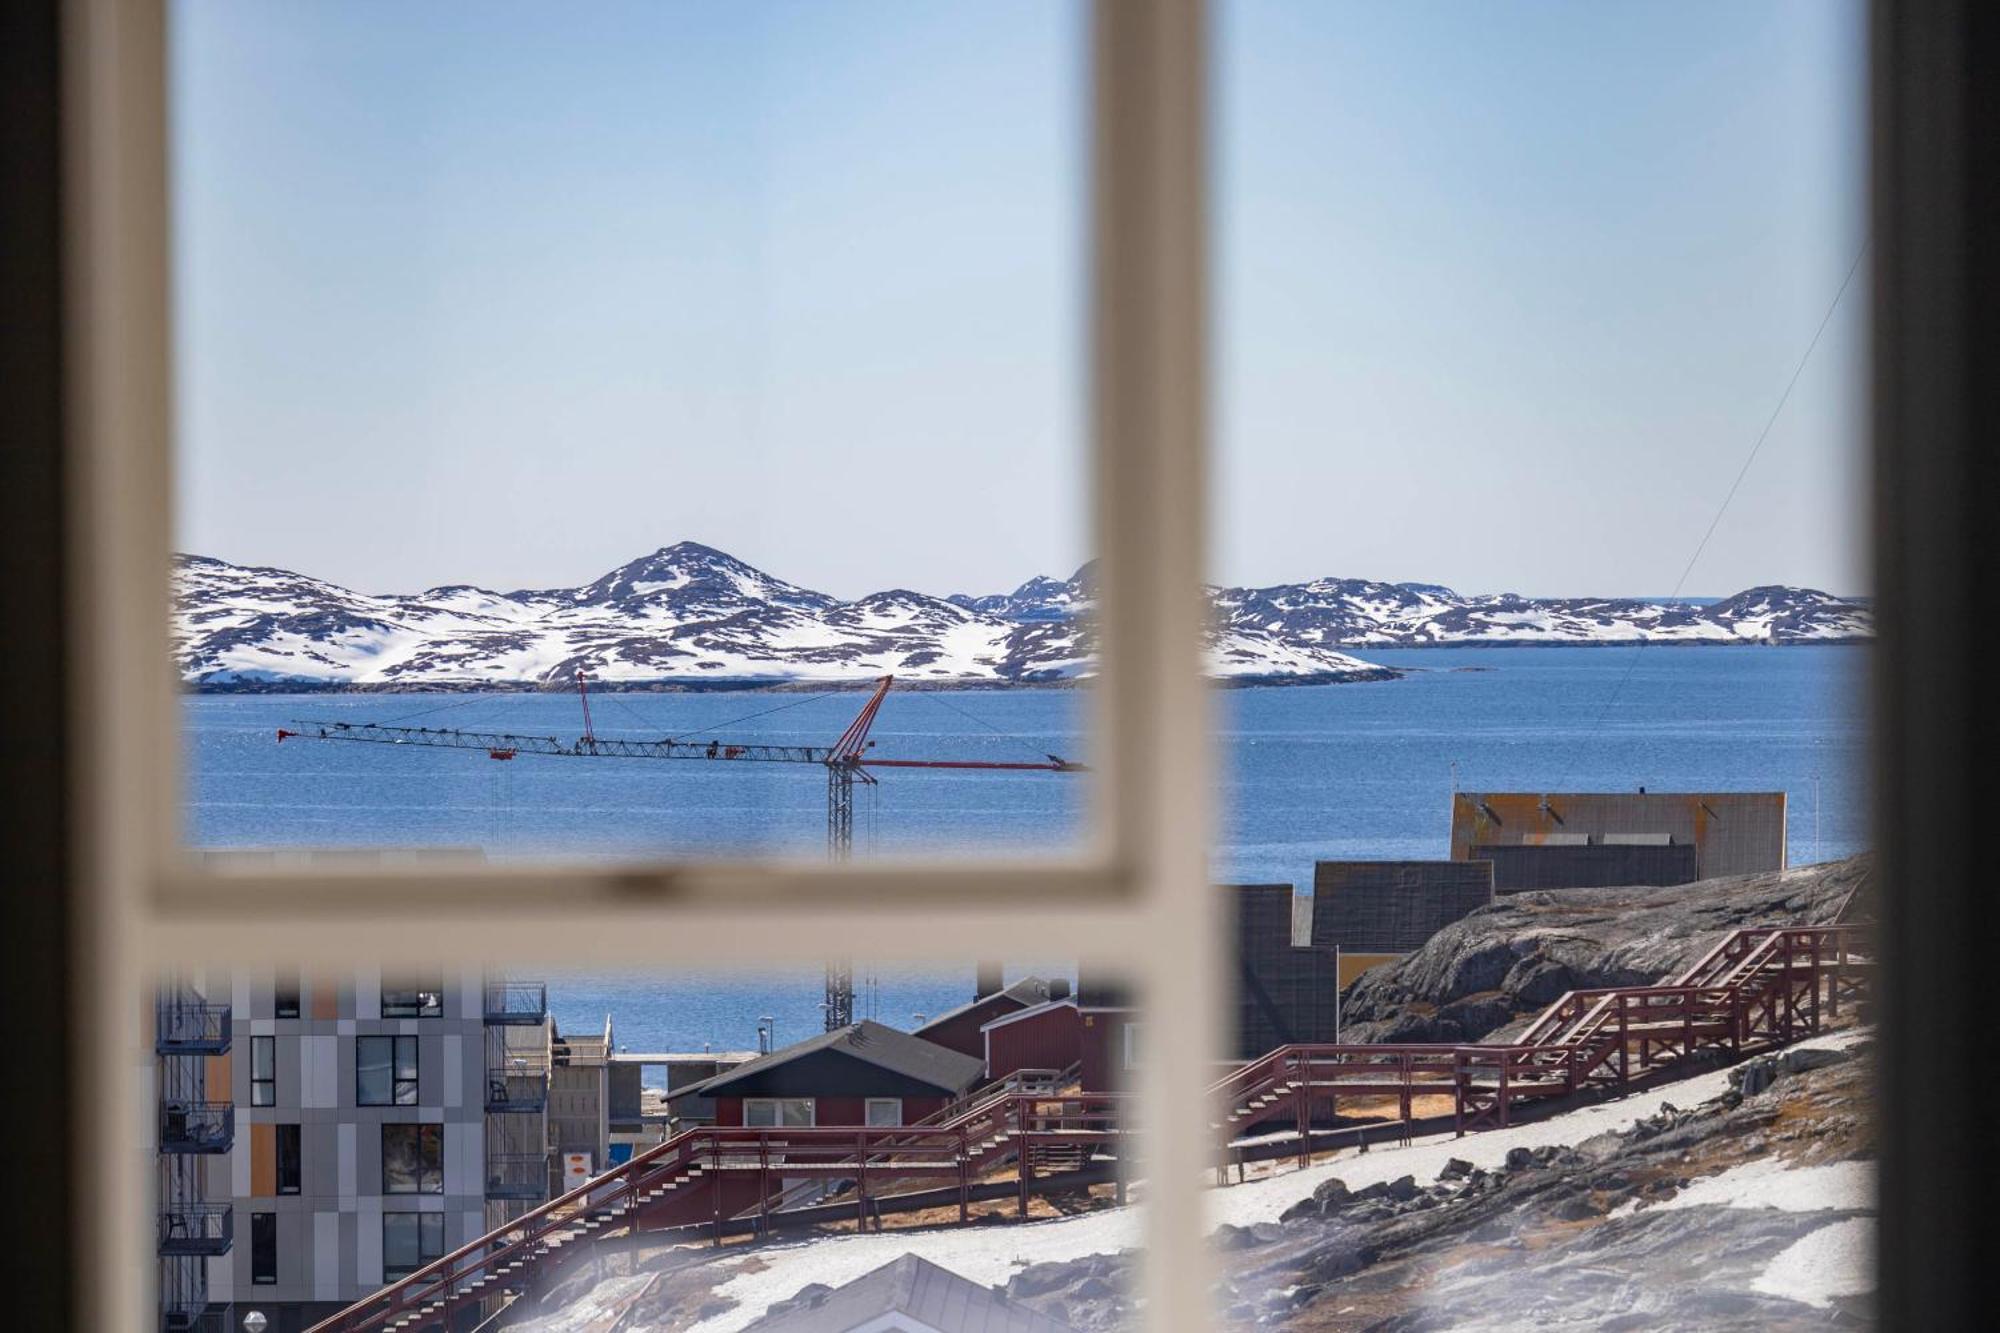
xmin=743 ymin=1098 xmax=815 ymax=1128
xmin=381 ymin=972 xmax=444 ymax=1019
xmin=865 ymin=1098 xmax=903 ymax=1127
xmin=382 ymin=1123 xmax=444 ymax=1194
xmin=382 ymin=1212 xmax=444 ymax=1282
xmin=275 ymin=1123 xmax=301 ymax=1195
xmin=356 ymin=1035 xmax=419 ymax=1107
xmin=274 ymin=973 xmax=300 ymax=1019
xmin=1122 ymin=1021 xmax=1142 ymax=1072
xmin=250 ymin=1211 xmax=276 ymax=1285
xmin=250 ymin=1035 xmax=275 ymax=1106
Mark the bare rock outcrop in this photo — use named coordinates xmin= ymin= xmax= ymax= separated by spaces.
xmin=1338 ymin=853 xmax=1873 ymax=1045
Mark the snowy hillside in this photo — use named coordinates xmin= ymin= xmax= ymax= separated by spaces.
xmin=172 ymin=543 xmax=1869 ymax=690
xmin=171 ymin=543 xmax=1389 ymax=688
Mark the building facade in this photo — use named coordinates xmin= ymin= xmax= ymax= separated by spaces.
xmin=159 ymin=968 xmax=553 ymax=1333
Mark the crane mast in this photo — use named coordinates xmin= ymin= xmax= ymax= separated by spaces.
xmin=280 ymin=672 xmax=1081 ymax=1030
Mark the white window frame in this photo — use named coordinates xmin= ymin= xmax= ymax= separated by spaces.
xmin=63 ymin=2 xmax=1222 ymax=1328
xmin=744 ymin=1098 xmax=816 ymax=1129
xmin=865 ymin=1097 xmax=903 ymax=1128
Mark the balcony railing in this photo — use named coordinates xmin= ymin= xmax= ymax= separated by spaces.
xmin=484 ymin=1059 xmax=549 ymax=1113
xmin=484 ymin=980 xmax=548 ymax=1025
xmin=154 ymin=1001 xmax=232 ymax=1055
xmin=160 ymin=1306 xmax=228 ymax=1333
xmin=159 ymin=1100 xmax=235 ymax=1154
xmin=484 ymin=1151 xmax=550 ymax=1200
xmin=159 ymin=1202 xmax=233 ymax=1256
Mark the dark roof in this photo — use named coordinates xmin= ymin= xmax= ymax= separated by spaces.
xmin=670 ymin=1020 xmax=984 ymax=1102
xmin=913 ymin=976 xmax=1054 ymax=1036
xmin=744 ymin=1253 xmax=1079 ymax=1333
xmin=1313 ymin=860 xmax=1496 ymax=953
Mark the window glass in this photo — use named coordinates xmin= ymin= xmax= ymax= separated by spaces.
xmin=171 ymin=0 xmax=1091 ymax=867
xmin=382 ymin=976 xmax=443 ymax=1019
xmin=274 ymin=973 xmax=300 ymax=1019
xmin=382 ymin=1213 xmax=445 ymax=1282
xmin=250 ymin=1035 xmax=275 ymax=1107
xmin=275 ymin=1123 xmax=301 ymax=1195
xmin=382 ymin=1123 xmax=444 ymax=1194
xmin=865 ymin=1098 xmax=903 ymax=1127
xmin=250 ymin=1211 xmax=276 ymax=1285
xmin=745 ymin=1099 xmax=815 ymax=1130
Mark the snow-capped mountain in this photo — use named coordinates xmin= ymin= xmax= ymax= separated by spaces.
xmin=171 ymin=543 xmax=1869 ymax=690
xmin=172 ymin=543 xmax=1386 ymax=688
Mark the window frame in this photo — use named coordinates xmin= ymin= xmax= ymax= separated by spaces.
xmin=69 ymin=2 xmax=1221 ymax=1327
xmin=356 ymin=1034 xmax=420 ymax=1107
xmin=865 ymin=1097 xmax=903 ymax=1128
xmin=249 ymin=1034 xmax=275 ymax=1107
xmin=250 ymin=1210 xmax=277 ymax=1285
xmin=743 ymin=1097 xmax=816 ymax=1129
xmin=380 ymin=976 xmax=442 ymax=1020
xmin=381 ymin=1212 xmax=446 ymax=1283
xmin=273 ymin=972 xmax=300 ymax=1019
xmin=275 ymin=1121 xmax=302 ymax=1195
xmin=381 ymin=1122 xmax=445 ymax=1195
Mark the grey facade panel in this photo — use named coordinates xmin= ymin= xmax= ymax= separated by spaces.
xmin=1224 ymin=884 xmax=1340 ymax=1060
xmin=1311 ymin=860 xmax=1496 ymax=953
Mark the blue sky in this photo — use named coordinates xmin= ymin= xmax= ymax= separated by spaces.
xmin=171 ymin=0 xmax=1866 ymax=600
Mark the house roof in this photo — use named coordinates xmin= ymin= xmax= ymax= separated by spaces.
xmin=669 ymin=1020 xmax=984 ymax=1102
xmin=979 ymin=997 xmax=1079 ymax=1035
xmin=913 ymin=976 xmax=1055 ymax=1036
xmin=743 ymin=1253 xmax=1079 ymax=1333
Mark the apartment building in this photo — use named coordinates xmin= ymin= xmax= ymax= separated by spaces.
xmin=158 ymin=968 xmax=554 ymax=1333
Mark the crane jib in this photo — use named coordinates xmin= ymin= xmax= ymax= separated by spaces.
xmin=286 ymin=721 xmax=835 ymax=765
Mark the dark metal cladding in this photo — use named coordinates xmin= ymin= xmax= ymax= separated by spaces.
xmin=1311 ymin=860 xmax=1496 ymax=954
xmin=1449 ymin=791 xmax=1788 ymax=879
xmin=1475 ymin=841 xmax=1700 ymax=892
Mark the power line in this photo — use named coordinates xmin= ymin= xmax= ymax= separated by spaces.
xmin=1561 ymin=238 xmax=1869 ymax=783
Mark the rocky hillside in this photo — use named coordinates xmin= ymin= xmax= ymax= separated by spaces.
xmin=173 ymin=541 xmax=1869 ymax=689
xmin=1337 ymin=853 xmax=1873 ymax=1045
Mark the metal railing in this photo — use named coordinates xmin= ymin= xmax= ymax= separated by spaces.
xmin=482 ymin=981 xmax=547 ymax=1025
xmin=154 ymin=1000 xmax=232 ymax=1054
xmin=158 ymin=1202 xmax=233 ymax=1256
xmin=484 ymin=1152 xmax=549 ymax=1199
xmin=158 ymin=1101 xmax=235 ymax=1154
xmin=484 ymin=1056 xmax=550 ymax=1113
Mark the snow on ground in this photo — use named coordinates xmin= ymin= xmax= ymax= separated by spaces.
xmin=1752 ymin=1217 xmax=1876 ymax=1308
xmin=683 ymin=1028 xmax=1871 ymax=1332
xmin=1610 ymin=1157 xmax=1873 ymax=1218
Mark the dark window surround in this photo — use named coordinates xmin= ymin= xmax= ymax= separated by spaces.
xmin=250 ymin=1035 xmax=275 ymax=1107
xmin=356 ymin=1034 xmax=419 ymax=1107
xmin=381 ymin=974 xmax=444 ymax=1019
xmin=275 ymin=1122 xmax=301 ymax=1195
xmin=274 ymin=974 xmax=300 ymax=1020
xmin=250 ymin=1210 xmax=277 ymax=1285
xmin=381 ymin=1123 xmax=444 ymax=1195
xmin=382 ymin=1212 xmax=445 ymax=1282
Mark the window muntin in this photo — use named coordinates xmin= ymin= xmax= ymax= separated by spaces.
xmin=382 ymin=1213 xmax=445 ymax=1283
xmin=381 ymin=1123 xmax=444 ymax=1194
xmin=356 ymin=1035 xmax=419 ymax=1107
xmin=249 ymin=1034 xmax=275 ymax=1106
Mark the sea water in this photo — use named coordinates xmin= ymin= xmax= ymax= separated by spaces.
xmin=182 ymin=645 xmax=1866 ymax=1055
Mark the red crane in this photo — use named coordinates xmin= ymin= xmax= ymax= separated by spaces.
xmin=278 ymin=673 xmax=1082 ymax=1027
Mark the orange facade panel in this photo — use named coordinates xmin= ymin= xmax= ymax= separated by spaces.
xmin=1450 ymin=791 xmax=1786 ymax=881
xmin=250 ymin=1121 xmax=275 ymax=1196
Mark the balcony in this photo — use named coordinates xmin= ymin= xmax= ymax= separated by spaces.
xmin=484 ymin=980 xmax=548 ymax=1025
xmin=485 ymin=1151 xmax=549 ymax=1200
xmin=485 ymin=1059 xmax=549 ymax=1113
xmin=154 ymin=1001 xmax=232 ymax=1055
xmin=159 ymin=1100 xmax=235 ymax=1154
xmin=159 ymin=1203 xmax=233 ymax=1257
xmin=160 ymin=1307 xmax=227 ymax=1333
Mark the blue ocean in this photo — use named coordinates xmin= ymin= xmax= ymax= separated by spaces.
xmin=184 ymin=646 xmax=1867 ymax=1059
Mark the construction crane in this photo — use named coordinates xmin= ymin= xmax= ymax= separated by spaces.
xmin=277 ymin=673 xmax=1082 ymax=1029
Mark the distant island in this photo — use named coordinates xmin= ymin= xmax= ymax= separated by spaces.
xmin=173 ymin=541 xmax=1871 ymax=691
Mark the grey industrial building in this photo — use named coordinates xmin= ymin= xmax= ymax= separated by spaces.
xmin=1449 ymin=790 xmax=1788 ymax=882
